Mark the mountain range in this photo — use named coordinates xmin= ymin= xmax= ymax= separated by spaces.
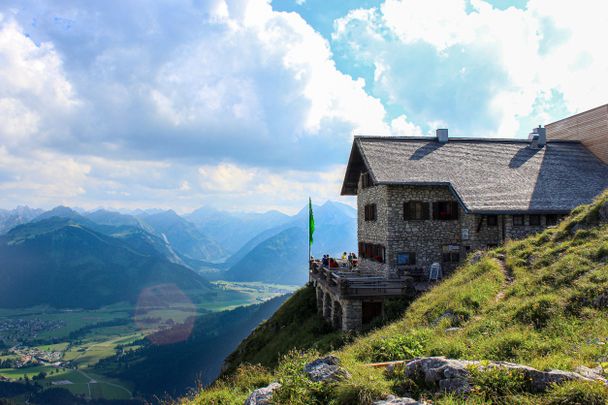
xmin=0 ymin=200 xmax=357 ymax=306
xmin=0 ymin=217 xmax=222 ymax=308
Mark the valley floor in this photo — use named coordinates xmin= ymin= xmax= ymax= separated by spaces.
xmin=0 ymin=282 xmax=298 ymax=403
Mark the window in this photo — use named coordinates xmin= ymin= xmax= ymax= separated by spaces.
xmin=404 ymin=201 xmax=429 ymax=220
xmin=361 ymin=172 xmax=372 ymax=189
xmin=364 ymin=204 xmax=377 ymax=221
xmin=512 ymin=215 xmax=524 ymax=226
xmin=546 ymin=214 xmax=560 ymax=226
xmin=432 ymin=201 xmax=459 ymax=220
xmin=529 ymin=214 xmax=541 ymax=226
xmin=359 ymin=242 xmax=385 ymax=263
xmin=397 ymin=252 xmax=416 ymax=265
xmin=442 ymin=252 xmax=460 ymax=263
xmin=486 ymin=215 xmax=498 ymax=227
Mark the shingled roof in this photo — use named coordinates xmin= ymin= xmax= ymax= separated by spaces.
xmin=341 ymin=136 xmax=608 ymax=213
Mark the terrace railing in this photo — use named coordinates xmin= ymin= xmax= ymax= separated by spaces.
xmin=309 ymin=262 xmax=417 ymax=298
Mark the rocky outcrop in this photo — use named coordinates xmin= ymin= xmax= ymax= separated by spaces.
xmin=303 ymin=355 xmax=351 ymax=383
xmin=399 ymin=357 xmax=607 ymax=394
xmin=373 ymin=395 xmax=424 ymax=404
xmin=243 ymin=356 xmax=351 ymax=404
xmin=244 ymin=382 xmax=281 ymax=405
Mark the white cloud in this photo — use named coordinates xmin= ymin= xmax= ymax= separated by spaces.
xmin=0 ymin=20 xmax=79 ymax=148
xmin=0 ymin=1 xmax=386 ymax=211
xmin=192 ymin=161 xmax=352 ymax=213
xmin=389 ymin=115 xmax=423 ymax=136
xmin=333 ymin=0 xmax=608 ymax=138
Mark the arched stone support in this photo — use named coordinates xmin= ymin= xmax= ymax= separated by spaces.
xmin=316 ymin=286 xmax=324 ymax=314
xmin=323 ymin=292 xmax=332 ymax=320
xmin=342 ymin=299 xmax=363 ymax=331
xmin=332 ymin=300 xmax=343 ymax=329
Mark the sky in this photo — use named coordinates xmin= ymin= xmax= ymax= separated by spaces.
xmin=0 ymin=0 xmax=607 ymax=214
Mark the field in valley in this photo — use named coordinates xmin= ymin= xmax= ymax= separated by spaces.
xmin=0 ymin=282 xmax=297 ymax=401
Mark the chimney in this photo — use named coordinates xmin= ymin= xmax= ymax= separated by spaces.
xmin=436 ymin=128 xmax=449 ymax=143
xmin=528 ymin=125 xmax=546 ymax=148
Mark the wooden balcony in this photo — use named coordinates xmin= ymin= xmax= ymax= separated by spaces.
xmin=309 ymin=263 xmax=423 ymax=299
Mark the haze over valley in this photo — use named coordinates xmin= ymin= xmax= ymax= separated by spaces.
xmin=0 ymin=201 xmax=355 ymax=401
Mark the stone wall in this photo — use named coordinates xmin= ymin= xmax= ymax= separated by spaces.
xmin=357 ymin=183 xmax=389 ymax=246
xmin=503 ymin=214 xmax=560 ymax=240
xmin=357 ymin=183 xmax=557 ymax=277
xmin=385 ymin=185 xmax=464 ymax=274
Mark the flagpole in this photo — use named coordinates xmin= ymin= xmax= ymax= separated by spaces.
xmin=308 ymin=197 xmax=314 ymax=265
xmin=308 ymin=198 xmax=311 ymax=262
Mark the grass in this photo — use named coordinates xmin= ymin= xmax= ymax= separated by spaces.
xmin=221 ymin=285 xmax=350 ymax=374
xmin=187 ymin=191 xmax=608 ymax=404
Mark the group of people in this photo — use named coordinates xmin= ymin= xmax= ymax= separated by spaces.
xmin=318 ymin=252 xmax=358 ymax=269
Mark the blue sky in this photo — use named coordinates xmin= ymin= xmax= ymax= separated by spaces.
xmin=0 ymin=0 xmax=606 ymax=213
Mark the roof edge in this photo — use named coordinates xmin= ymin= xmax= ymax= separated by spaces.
xmin=353 ymin=135 xmax=580 ymax=144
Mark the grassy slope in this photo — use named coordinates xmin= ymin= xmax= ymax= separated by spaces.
xmin=222 ymin=285 xmax=349 ymax=374
xmin=187 ymin=191 xmax=608 ymax=404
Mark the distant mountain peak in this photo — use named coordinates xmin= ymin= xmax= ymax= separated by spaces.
xmin=34 ymin=206 xmax=84 ymax=222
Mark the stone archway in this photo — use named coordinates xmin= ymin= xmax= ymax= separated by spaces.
xmin=332 ymin=300 xmax=343 ymax=329
xmin=316 ymin=287 xmax=324 ymax=314
xmin=323 ymin=292 xmax=332 ymax=320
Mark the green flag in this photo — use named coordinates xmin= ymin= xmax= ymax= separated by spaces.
xmin=308 ymin=197 xmax=315 ymax=247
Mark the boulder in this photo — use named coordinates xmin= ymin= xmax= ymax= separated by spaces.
xmin=244 ymin=382 xmax=281 ymax=405
xmin=373 ymin=395 xmax=423 ymax=404
xmin=575 ymin=365 xmax=605 ymax=380
xmin=401 ymin=357 xmax=607 ymax=395
xmin=303 ymin=355 xmax=350 ymax=383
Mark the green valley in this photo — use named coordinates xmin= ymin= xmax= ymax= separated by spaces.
xmin=0 ymin=282 xmax=291 ymax=403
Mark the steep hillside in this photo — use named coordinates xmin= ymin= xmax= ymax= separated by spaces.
xmin=224 ymin=227 xmax=308 ymax=285
xmin=96 ymin=294 xmax=293 ymax=399
xmin=0 ymin=218 xmax=238 ymax=308
xmin=190 ymin=192 xmax=608 ymax=404
xmin=86 ymin=208 xmax=155 ymax=233
xmin=141 ymin=210 xmax=227 ymax=262
xmin=186 ymin=207 xmax=291 ymax=254
xmin=222 ymin=286 xmax=349 ymax=374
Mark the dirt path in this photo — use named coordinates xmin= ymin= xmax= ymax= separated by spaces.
xmin=494 ymin=254 xmax=513 ymax=302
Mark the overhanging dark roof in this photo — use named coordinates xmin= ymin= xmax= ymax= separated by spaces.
xmin=341 ymin=136 xmax=608 ymax=213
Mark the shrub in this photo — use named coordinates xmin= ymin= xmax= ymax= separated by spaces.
xmin=332 ymin=360 xmax=389 ymax=405
xmin=467 ymin=364 xmax=529 ymax=402
xmin=272 ymin=350 xmax=328 ymax=405
xmin=229 ymin=364 xmax=272 ymax=391
xmin=188 ymin=380 xmax=247 ymax=405
xmin=368 ymin=334 xmax=426 ymax=362
xmin=546 ymin=380 xmax=608 ymax=405
xmin=386 ymin=363 xmax=423 ymax=398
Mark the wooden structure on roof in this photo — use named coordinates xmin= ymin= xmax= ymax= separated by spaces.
xmin=546 ymin=104 xmax=608 ymax=164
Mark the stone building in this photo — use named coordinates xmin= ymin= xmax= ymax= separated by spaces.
xmin=311 ymin=104 xmax=608 ymax=331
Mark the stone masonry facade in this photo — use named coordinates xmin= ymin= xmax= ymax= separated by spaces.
xmin=357 ymin=181 xmax=563 ymax=277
